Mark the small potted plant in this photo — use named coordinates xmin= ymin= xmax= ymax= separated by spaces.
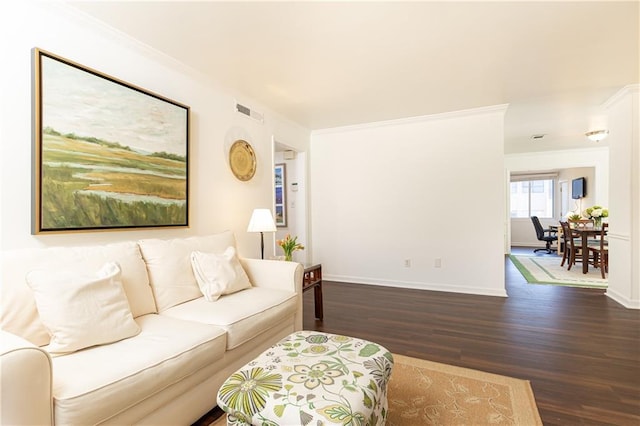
xmin=277 ymin=234 xmax=304 ymax=261
xmin=566 ymin=213 xmax=582 ymax=229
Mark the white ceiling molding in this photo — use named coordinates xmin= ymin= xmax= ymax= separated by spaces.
xmin=312 ymin=104 xmax=509 ymax=136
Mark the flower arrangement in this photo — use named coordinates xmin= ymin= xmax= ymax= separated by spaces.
xmin=277 ymin=234 xmax=304 ymax=261
xmin=584 ymin=205 xmax=608 ymax=219
xmin=583 ymin=205 xmax=609 ymax=227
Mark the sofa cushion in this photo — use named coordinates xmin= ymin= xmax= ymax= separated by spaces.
xmin=50 ymin=314 xmax=226 ymax=426
xmin=161 ymin=287 xmax=297 ymax=350
xmin=137 ymin=231 xmax=238 ymax=311
xmin=190 ymin=246 xmax=252 ymax=301
xmin=1 ymin=242 xmax=156 ymax=347
xmin=26 ymin=262 xmax=141 ymax=354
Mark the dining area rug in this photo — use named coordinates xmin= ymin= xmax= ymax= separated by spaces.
xmin=210 ymin=353 xmax=542 ymax=425
xmin=509 ymin=254 xmax=607 ymax=288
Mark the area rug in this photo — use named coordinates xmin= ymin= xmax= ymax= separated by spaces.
xmin=210 ymin=354 xmax=542 ymax=425
xmin=509 ymin=254 xmax=607 ymax=289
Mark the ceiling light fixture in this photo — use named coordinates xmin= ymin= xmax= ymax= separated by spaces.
xmin=585 ymin=129 xmax=609 ymax=142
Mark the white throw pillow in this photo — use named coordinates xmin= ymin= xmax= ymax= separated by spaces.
xmin=26 ymin=262 xmax=141 ymax=354
xmin=190 ymin=247 xmax=252 ymax=301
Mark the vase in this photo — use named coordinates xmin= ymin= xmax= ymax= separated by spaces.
xmin=594 ymin=217 xmax=602 ymax=228
xmin=284 ymin=253 xmax=292 ymax=261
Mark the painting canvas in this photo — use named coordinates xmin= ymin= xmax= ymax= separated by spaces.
xmin=33 ymin=49 xmax=189 ymax=233
xmin=274 ymin=163 xmax=286 ymax=227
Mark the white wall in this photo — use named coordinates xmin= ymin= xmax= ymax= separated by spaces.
xmin=310 ymin=105 xmax=508 ymax=297
xmin=505 ymin=147 xmax=609 ymax=250
xmin=604 ymin=85 xmax=640 ymax=309
xmin=0 ymin=2 xmax=309 ymax=256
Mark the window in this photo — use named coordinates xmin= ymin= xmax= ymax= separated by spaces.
xmin=510 ymin=178 xmax=554 ymax=218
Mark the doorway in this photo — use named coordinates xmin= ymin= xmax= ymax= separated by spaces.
xmin=273 ymin=140 xmax=308 ymax=264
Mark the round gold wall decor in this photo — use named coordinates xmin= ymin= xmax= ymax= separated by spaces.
xmin=229 ymin=139 xmax=257 ymax=181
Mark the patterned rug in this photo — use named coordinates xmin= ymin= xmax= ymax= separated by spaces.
xmin=509 ymin=254 xmax=607 ymax=289
xmin=386 ymin=354 xmax=541 ymax=426
xmin=211 ymin=354 xmax=542 ymax=425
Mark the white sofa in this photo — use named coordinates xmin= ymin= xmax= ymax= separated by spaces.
xmin=0 ymin=231 xmax=303 ymax=425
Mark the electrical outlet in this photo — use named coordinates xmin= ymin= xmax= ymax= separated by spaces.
xmin=404 ymin=259 xmax=411 ymax=268
xmin=434 ymin=258 xmax=442 ymax=268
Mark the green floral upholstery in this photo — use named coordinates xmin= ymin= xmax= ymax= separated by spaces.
xmin=217 ymin=331 xmax=393 ymax=425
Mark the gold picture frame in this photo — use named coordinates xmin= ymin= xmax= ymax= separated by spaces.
xmin=33 ymin=48 xmax=189 ymax=233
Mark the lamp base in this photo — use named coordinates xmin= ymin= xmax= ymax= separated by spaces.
xmin=260 ymin=231 xmax=265 ymax=259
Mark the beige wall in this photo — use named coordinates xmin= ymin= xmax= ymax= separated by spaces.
xmin=509 ymin=166 xmax=599 ymax=248
xmin=505 ymin=148 xmax=609 ymax=250
xmin=0 ymin=2 xmax=310 ymax=256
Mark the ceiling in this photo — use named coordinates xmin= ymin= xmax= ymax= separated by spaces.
xmin=67 ymin=1 xmax=638 ymax=154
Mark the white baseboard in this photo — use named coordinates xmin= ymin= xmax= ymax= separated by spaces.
xmin=606 ymin=289 xmax=640 ymax=309
xmin=323 ymin=274 xmax=508 ymax=298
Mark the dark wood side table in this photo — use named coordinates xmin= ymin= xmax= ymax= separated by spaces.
xmin=303 ymin=264 xmax=323 ymax=320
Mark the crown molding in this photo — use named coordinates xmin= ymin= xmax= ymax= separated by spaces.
xmin=603 ymin=84 xmax=640 ymax=110
xmin=312 ymin=104 xmax=509 ymax=136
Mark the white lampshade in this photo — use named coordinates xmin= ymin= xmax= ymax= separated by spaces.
xmin=247 ymin=209 xmax=276 ymax=233
xmin=585 ymin=129 xmax=609 ymax=142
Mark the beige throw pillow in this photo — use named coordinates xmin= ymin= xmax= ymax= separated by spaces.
xmin=26 ymin=262 xmax=141 ymax=354
xmin=190 ymin=247 xmax=252 ymax=301
xmin=138 ymin=231 xmax=238 ymax=311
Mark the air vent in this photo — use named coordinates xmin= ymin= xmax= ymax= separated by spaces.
xmin=236 ymin=103 xmax=250 ymax=116
xmin=235 ymin=102 xmax=264 ymax=124
xmin=531 ymin=134 xmax=546 ymax=140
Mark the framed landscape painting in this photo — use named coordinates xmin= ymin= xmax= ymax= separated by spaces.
xmin=32 ymin=49 xmax=190 ymax=233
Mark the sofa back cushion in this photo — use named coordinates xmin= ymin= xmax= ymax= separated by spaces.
xmin=137 ymin=231 xmax=238 ymax=311
xmin=1 ymin=241 xmax=156 ymax=347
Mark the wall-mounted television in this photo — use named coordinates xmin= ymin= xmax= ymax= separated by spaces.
xmin=572 ymin=177 xmax=586 ymax=199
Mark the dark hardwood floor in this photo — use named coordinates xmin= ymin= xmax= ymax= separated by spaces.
xmin=195 ymin=248 xmax=640 ymax=425
xmin=303 ymin=248 xmax=639 ymax=425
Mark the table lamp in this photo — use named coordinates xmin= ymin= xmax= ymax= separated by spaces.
xmin=247 ymin=209 xmax=277 ymax=259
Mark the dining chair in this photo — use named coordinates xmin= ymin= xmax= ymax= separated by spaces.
xmin=588 ymin=223 xmax=609 ymax=279
xmin=559 ymin=221 xmax=583 ymax=270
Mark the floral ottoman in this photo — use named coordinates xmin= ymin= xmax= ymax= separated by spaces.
xmin=217 ymin=331 xmax=394 ymax=425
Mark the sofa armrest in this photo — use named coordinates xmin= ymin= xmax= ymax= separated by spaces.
xmin=1 ymin=330 xmax=53 ymax=425
xmin=239 ymin=259 xmax=304 ymax=330
xmin=239 ymin=259 xmax=303 ymax=294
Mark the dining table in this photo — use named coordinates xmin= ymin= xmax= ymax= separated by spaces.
xmin=572 ymin=226 xmax=607 ymax=274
